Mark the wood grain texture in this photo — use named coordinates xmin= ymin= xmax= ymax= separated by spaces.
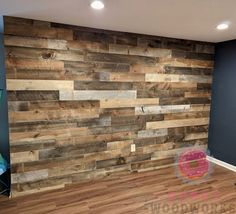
xmin=0 ymin=165 xmax=235 ymax=214
xmin=146 ymin=118 xmax=209 ymax=129
xmin=4 ymin=35 xmax=68 ymax=50
xmin=59 ymin=90 xmax=137 ymax=101
xmin=7 ymin=80 xmax=74 ymax=91
xmin=6 ymin=58 xmax=65 ymax=70
xmin=145 ymin=73 xmax=212 ymax=83
xmin=100 ymin=98 xmax=159 ymax=108
xmin=4 ymin=16 xmax=215 ymax=197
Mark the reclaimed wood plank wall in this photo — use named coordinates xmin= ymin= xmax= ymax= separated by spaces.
xmin=4 ymin=16 xmax=215 ymax=197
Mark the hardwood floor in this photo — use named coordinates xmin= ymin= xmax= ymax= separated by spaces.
xmin=0 ymin=164 xmax=235 ymax=214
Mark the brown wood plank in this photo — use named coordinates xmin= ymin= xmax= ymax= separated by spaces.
xmin=7 ymin=79 xmax=74 ymax=91
xmin=5 ymin=24 xmax=73 ymax=40
xmin=100 ymin=98 xmax=159 ymax=108
xmin=146 ymin=118 xmax=209 ymax=129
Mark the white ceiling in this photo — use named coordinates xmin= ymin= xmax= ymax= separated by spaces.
xmin=0 ymin=0 xmax=236 ymax=42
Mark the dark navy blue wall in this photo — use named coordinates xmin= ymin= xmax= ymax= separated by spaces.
xmin=208 ymin=40 xmax=236 ymax=166
xmin=0 ymin=16 xmax=10 ymax=196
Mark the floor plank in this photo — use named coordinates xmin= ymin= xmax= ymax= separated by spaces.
xmin=0 ymin=164 xmax=235 ymax=214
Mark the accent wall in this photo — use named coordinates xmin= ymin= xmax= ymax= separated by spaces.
xmin=4 ymin=16 xmax=214 ymax=197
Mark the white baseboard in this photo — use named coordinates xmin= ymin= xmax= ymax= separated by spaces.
xmin=207 ymin=156 xmax=236 ymax=173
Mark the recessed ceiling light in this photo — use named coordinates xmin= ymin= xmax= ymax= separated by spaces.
xmin=216 ymin=23 xmax=229 ymax=30
xmin=91 ymin=0 xmax=104 ymax=10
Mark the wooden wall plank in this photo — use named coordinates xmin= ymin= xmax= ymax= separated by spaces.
xmin=146 ymin=118 xmax=209 ymax=129
xmin=9 ymin=108 xmax=99 ymax=123
xmin=130 ymin=65 xmax=165 ymax=73
xmin=135 ymin=104 xmax=191 ymax=115
xmin=6 ymin=58 xmax=65 ymax=70
xmin=5 ymin=47 xmax=84 ymax=62
xmin=129 ymin=46 xmax=172 ymax=58
xmin=7 ymin=80 xmax=74 ymax=91
xmin=100 ymin=98 xmax=159 ymax=108
xmin=145 ymin=73 xmax=212 ymax=83
xmin=59 ymin=90 xmax=137 ymax=101
xmin=74 ymin=81 xmax=133 ymax=90
xmin=68 ymin=40 xmax=108 ymax=52
xmin=11 ymin=169 xmax=49 ymax=184
xmin=11 ymin=151 xmax=39 ymax=164
xmin=5 ymin=24 xmax=74 ymax=40
xmin=184 ymin=91 xmax=211 ymax=98
xmin=107 ymin=140 xmax=133 ymax=151
xmin=109 ymin=44 xmax=172 ymax=57
xmin=137 ymin=129 xmax=168 ymax=139
xmin=158 ymin=58 xmax=214 ymax=68
xmin=109 ymin=73 xmax=145 ymax=82
xmin=4 ymin=35 xmax=68 ymax=50
xmin=184 ymin=132 xmax=208 ymax=141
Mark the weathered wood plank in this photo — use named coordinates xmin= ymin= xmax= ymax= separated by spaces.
xmin=135 ymin=104 xmax=191 ymax=115
xmin=4 ymin=35 xmax=68 ymax=50
xmin=158 ymin=58 xmax=214 ymax=68
xmin=9 ymin=109 xmax=99 ymax=123
xmin=109 ymin=44 xmax=129 ymax=55
xmin=11 ymin=150 xmax=39 ymax=164
xmin=6 ymin=69 xmax=101 ymax=81
xmin=164 ymin=111 xmax=210 ymax=120
xmin=68 ymin=131 xmax=137 ymax=145
xmin=145 ymin=73 xmax=212 ymax=83
xmin=146 ymin=118 xmax=209 ymax=129
xmin=100 ymin=98 xmax=159 ymax=108
xmin=59 ymin=90 xmax=137 ymax=101
xmin=7 ymin=79 xmax=74 ymax=91
xmin=6 ymin=58 xmax=65 ymax=70
xmin=171 ymin=49 xmax=214 ymax=60
xmin=8 ymin=91 xmax=60 ymax=101
xmin=184 ymin=91 xmax=211 ymax=98
xmin=164 ymin=66 xmax=213 ymax=76
xmin=137 ymin=129 xmax=168 ymax=139
xmin=101 ymin=108 xmax=135 ymax=118
xmin=129 ymin=46 xmax=172 ymax=58
xmin=107 ymin=140 xmax=133 ymax=151
xmin=130 ymin=64 xmax=165 ymax=73
xmin=47 ymin=161 xmax=96 ymax=178
xmin=159 ymin=97 xmax=211 ymax=105
xmin=138 ymin=142 xmax=175 ymax=155
xmin=132 ymin=82 xmax=198 ymax=91
xmin=109 ymin=73 xmax=145 ymax=82
xmin=10 ymin=127 xmax=88 ymax=143
xmin=109 ymin=44 xmax=172 ymax=58
xmin=74 ymin=81 xmax=132 ymax=90
xmin=11 ymin=169 xmax=49 ymax=184
xmin=136 ymin=89 xmax=185 ymax=99
xmin=9 ymin=108 xmax=99 ymax=123
xmin=4 ymin=16 xmax=33 ymax=26
xmin=68 ymin=40 xmax=108 ymax=52
xmin=85 ymin=52 xmax=157 ymax=65
xmin=110 ymin=115 xmax=163 ymax=127
xmin=151 ymin=144 xmax=207 ymax=160
xmin=5 ymin=24 xmax=73 ymax=40
xmin=184 ymin=132 xmax=209 ymax=141
xmin=10 ymin=139 xmax=57 ymax=153
xmin=5 ymin=47 xmax=84 ymax=62
xmin=8 ymin=100 xmax=99 ymax=111
xmin=194 ymin=43 xmax=215 ymax=54
xmin=131 ymin=157 xmax=175 ymax=171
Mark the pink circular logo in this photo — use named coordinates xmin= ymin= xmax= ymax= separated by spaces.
xmin=177 ymin=149 xmax=210 ymax=182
